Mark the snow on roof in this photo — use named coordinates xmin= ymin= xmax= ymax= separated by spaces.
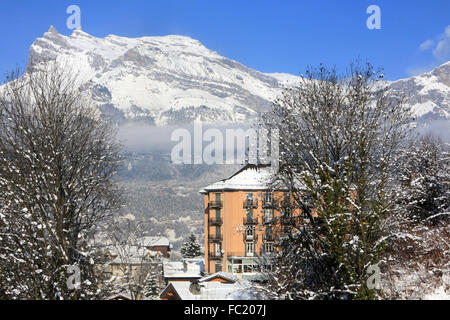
xmin=108 ymin=290 xmax=133 ymax=300
xmin=109 ymin=245 xmax=162 ymax=264
xmin=200 ymin=164 xmax=304 ymax=193
xmin=163 ymin=259 xmax=204 ymax=279
xmin=164 ymin=276 xmax=262 ymax=300
xmin=199 ymin=272 xmax=238 ymax=283
xmin=200 ymin=164 xmax=274 ymax=192
xmin=141 ymin=236 xmax=170 ymax=247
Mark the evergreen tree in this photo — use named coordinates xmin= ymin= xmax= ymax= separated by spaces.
xmin=142 ymin=268 xmax=162 ymax=299
xmin=180 ymin=234 xmax=203 ymax=258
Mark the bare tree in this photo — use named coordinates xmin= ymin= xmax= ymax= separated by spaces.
xmin=395 ymin=134 xmax=449 ymax=224
xmin=104 ymin=216 xmax=163 ymax=300
xmin=0 ymin=64 xmax=123 ymax=299
xmin=261 ymin=62 xmax=413 ymax=299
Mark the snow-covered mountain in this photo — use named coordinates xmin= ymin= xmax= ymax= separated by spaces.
xmin=389 ymin=61 xmax=450 ymax=123
xmin=27 ymin=26 xmax=298 ymax=126
xmin=25 ymin=26 xmax=450 ymax=126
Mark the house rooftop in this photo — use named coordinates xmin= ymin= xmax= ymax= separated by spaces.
xmin=199 ymin=163 xmax=304 ymax=193
xmin=160 ymin=272 xmax=262 ymax=300
xmin=163 ymin=258 xmax=204 ymax=279
xmin=199 ymin=164 xmax=274 ymax=193
xmin=109 ymin=245 xmax=162 ymax=265
xmin=199 ymin=271 xmax=238 ymax=283
xmin=141 ymin=236 xmax=171 ymax=247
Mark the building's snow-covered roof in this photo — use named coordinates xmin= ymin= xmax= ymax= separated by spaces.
xmin=163 ymin=272 xmax=262 ymax=300
xmin=141 ymin=236 xmax=170 ymax=247
xmin=200 ymin=164 xmax=307 ymax=193
xmin=199 ymin=272 xmax=238 ymax=283
xmin=109 ymin=245 xmax=162 ymax=264
xmin=163 ymin=258 xmax=204 ymax=279
xmin=200 ymin=164 xmax=275 ymax=193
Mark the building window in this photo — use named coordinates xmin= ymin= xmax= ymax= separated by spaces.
xmin=228 ymin=259 xmax=243 ymax=274
xmin=265 ymin=225 xmax=273 ymax=240
xmin=216 ymin=225 xmax=221 ymax=238
xmin=283 ymin=192 xmax=291 ymax=207
xmin=243 ymin=260 xmax=259 ymax=273
xmin=210 ymin=193 xmax=222 ymax=207
xmin=215 ymin=263 xmax=222 ymax=273
xmin=214 ymin=243 xmax=222 ymax=256
xmin=243 ymin=264 xmax=254 ymax=273
xmin=264 ymin=192 xmax=273 ymax=204
xmin=245 ymin=226 xmax=254 ymax=240
xmin=244 ymin=192 xmax=256 ymax=210
xmin=264 ymin=208 xmax=274 ymax=222
xmin=284 ymin=207 xmax=292 ymax=217
xmin=264 ymin=242 xmax=274 ymax=254
xmin=245 ymin=242 xmax=254 ymax=256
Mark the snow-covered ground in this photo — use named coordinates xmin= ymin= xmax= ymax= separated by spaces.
xmin=381 ymin=223 xmax=450 ymax=300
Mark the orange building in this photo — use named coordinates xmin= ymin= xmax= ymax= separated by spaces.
xmin=200 ymin=164 xmax=303 ymax=280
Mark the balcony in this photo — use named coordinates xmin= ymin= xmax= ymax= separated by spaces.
xmin=263 ymin=233 xmax=274 ymax=242
xmin=209 ymin=200 xmax=222 ymax=209
xmin=226 ymin=252 xmax=247 ymax=258
xmin=208 ymin=234 xmax=223 ymax=242
xmin=262 ymin=215 xmax=274 ymax=225
xmin=243 ymin=199 xmax=258 ymax=209
xmin=260 ymin=248 xmax=275 ymax=257
xmin=243 ymin=216 xmax=258 ymax=225
xmin=227 ymin=251 xmax=258 ymax=258
xmin=208 ymin=252 xmax=223 ymax=260
xmin=244 ymin=233 xmax=258 ymax=242
xmin=262 ymin=198 xmax=275 ymax=208
xmin=280 ymin=215 xmax=299 ymax=225
xmin=209 ymin=217 xmax=223 ymax=225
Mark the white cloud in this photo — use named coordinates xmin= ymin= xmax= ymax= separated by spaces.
xmin=432 ymin=25 xmax=450 ymax=62
xmin=420 ymin=25 xmax=450 ymax=62
xmin=419 ymin=39 xmax=434 ymax=51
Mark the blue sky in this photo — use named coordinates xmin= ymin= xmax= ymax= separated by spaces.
xmin=0 ymin=0 xmax=449 ymax=80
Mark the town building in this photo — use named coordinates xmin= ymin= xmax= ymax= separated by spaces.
xmin=141 ymin=236 xmax=173 ymax=258
xmin=96 ymin=235 xmax=173 ymax=297
xmin=199 ymin=164 xmax=304 ymax=279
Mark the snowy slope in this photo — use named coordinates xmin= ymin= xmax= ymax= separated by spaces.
xmin=389 ymin=61 xmax=450 ymax=122
xmin=27 ymin=26 xmax=298 ymax=126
